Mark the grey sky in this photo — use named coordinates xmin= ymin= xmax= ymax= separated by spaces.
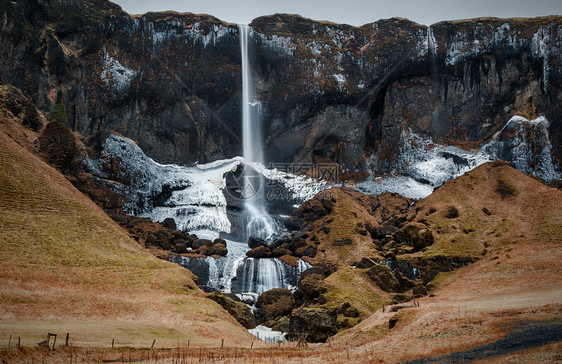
xmin=111 ymin=0 xmax=562 ymax=26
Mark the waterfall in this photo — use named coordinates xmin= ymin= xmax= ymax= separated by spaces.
xmin=171 ymin=242 xmax=310 ymax=297
xmin=239 ymin=24 xmax=276 ymax=241
xmin=427 ymin=26 xmax=438 ymax=73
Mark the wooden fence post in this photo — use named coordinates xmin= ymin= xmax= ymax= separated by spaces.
xmin=65 ymin=333 xmax=69 ymax=346
xmin=151 ymin=340 xmax=155 ymax=349
xmin=112 ymin=339 xmax=115 ymax=348
xmin=17 ymin=337 xmax=20 ymax=347
xmin=221 ymin=339 xmax=224 ymax=348
xmin=8 ymin=335 xmax=11 ymax=347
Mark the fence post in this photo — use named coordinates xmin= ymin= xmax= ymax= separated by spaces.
xmin=8 ymin=335 xmax=11 ymax=347
xmin=250 ymin=342 xmax=254 ymax=349
xmin=65 ymin=333 xmax=69 ymax=346
xmin=17 ymin=337 xmax=20 ymax=347
xmin=221 ymin=339 xmax=224 ymax=348
xmin=151 ymin=340 xmax=155 ymax=349
xmin=51 ymin=334 xmax=56 ymax=351
xmin=187 ymin=339 xmax=190 ymax=348
xmin=112 ymin=339 xmax=115 ymax=348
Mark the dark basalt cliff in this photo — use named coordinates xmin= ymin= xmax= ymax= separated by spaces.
xmin=1 ymin=0 xmax=561 ymax=173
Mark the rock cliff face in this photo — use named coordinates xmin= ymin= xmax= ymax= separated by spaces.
xmin=1 ymin=1 xmax=561 ymax=175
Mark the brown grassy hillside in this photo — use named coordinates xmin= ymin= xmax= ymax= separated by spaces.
xmin=0 ymin=102 xmax=253 ymax=348
xmin=332 ymin=161 xmax=562 ymax=362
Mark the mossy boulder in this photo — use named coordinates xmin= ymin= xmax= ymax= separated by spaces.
xmin=298 ymin=273 xmax=327 ymax=299
xmin=273 ymin=316 xmax=290 ymax=333
xmin=257 ymin=288 xmax=295 ymax=320
xmin=393 ymin=223 xmax=434 ymax=251
xmin=413 ymin=285 xmax=428 ymax=297
xmin=207 ymin=291 xmax=256 ymax=329
xmin=366 ymin=264 xmax=402 ymax=293
xmin=246 ymin=245 xmax=271 ymax=258
xmin=38 ymin=122 xmax=77 ymax=172
xmin=288 ymin=308 xmax=337 ymax=343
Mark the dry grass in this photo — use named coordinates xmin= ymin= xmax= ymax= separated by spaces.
xmin=0 ymin=124 xmax=253 ymax=348
xmin=322 ymin=266 xmax=388 ymax=319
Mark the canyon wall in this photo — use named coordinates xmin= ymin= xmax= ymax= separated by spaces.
xmin=1 ymin=0 xmax=560 ymax=174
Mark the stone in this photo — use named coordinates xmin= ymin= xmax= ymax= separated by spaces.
xmin=208 ymin=243 xmax=228 ymax=256
xmin=288 ymin=308 xmax=337 ymax=343
xmin=248 ymin=237 xmax=267 ymax=249
xmin=174 ymin=243 xmax=189 ymax=254
xmin=413 ymin=285 xmax=428 ymax=297
xmin=445 ymin=206 xmax=459 ymax=219
xmin=208 ymin=291 xmax=256 ymax=329
xmin=298 ymin=273 xmax=327 ymax=300
xmin=294 ymin=244 xmax=317 ymax=258
xmin=272 ymin=316 xmax=290 ymax=333
xmin=366 ymin=264 xmax=402 ymax=293
xmin=246 ymin=245 xmax=271 ymax=258
xmin=257 ymin=288 xmax=295 ymax=319
xmin=162 ymin=218 xmax=177 ymax=230
xmin=356 ymin=257 xmax=377 ymax=269
xmin=271 ymin=247 xmax=292 ymax=257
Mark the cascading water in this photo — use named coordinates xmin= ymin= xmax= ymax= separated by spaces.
xmin=166 ymin=26 xmax=313 ymax=299
xmin=427 ymin=25 xmax=438 ymax=74
xmin=239 ymin=24 xmax=277 ymax=241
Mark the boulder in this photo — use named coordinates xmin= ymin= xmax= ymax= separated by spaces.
xmin=271 ymin=247 xmax=292 ymax=257
xmin=369 ymin=225 xmax=398 ymax=239
xmin=294 ymin=244 xmax=317 ymax=258
xmin=213 ymin=238 xmax=227 ymax=246
xmin=246 ymin=245 xmax=271 ymax=258
xmin=257 ymin=288 xmax=295 ymax=320
xmin=248 ymin=236 xmax=267 ymax=249
xmin=207 ymin=291 xmax=256 ymax=329
xmin=413 ymin=285 xmax=428 ymax=297
xmin=195 ymin=239 xmax=213 ymax=247
xmin=298 ymin=273 xmax=327 ymax=300
xmin=208 ymin=243 xmax=228 ymax=256
xmin=356 ymin=257 xmax=377 ymax=269
xmin=284 ymin=216 xmax=303 ymax=231
xmin=394 ymin=224 xmax=434 ymax=251
xmin=445 ymin=206 xmax=459 ymax=218
xmin=173 ymin=243 xmax=189 ymax=254
xmin=272 ymin=316 xmax=290 ymax=333
xmin=288 ymin=308 xmax=337 ymax=343
xmin=366 ymin=264 xmax=402 ymax=293
xmin=162 ymin=217 xmax=177 ymax=230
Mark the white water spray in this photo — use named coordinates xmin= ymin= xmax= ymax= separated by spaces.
xmin=239 ymin=24 xmax=276 ymax=241
xmin=427 ymin=25 xmax=438 ymax=73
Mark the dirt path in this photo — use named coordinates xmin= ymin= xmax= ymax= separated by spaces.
xmin=403 ymin=320 xmax=562 ymax=363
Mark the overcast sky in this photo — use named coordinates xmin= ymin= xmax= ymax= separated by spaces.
xmin=112 ymin=0 xmax=562 ymax=26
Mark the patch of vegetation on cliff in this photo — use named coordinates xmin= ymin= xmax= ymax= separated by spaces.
xmin=322 ymin=266 xmax=388 ymax=321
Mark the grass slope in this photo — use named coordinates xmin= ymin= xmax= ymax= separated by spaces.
xmin=0 ymin=123 xmax=252 ymax=348
xmin=333 ymin=161 xmax=562 ymax=361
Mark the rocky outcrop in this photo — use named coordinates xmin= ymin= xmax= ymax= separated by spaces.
xmin=257 ymin=288 xmax=295 ymax=321
xmin=207 ymin=291 xmax=256 ymax=329
xmin=1 ymin=1 xmax=560 ymax=175
xmin=288 ymin=307 xmax=337 ymax=343
xmin=366 ymin=264 xmax=402 ymax=293
xmin=277 ymin=187 xmax=412 ymax=267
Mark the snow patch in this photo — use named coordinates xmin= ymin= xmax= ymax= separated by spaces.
xmin=100 ymin=50 xmax=137 ymax=92
xmin=249 ymin=325 xmax=287 ymax=343
xmin=357 ymin=115 xmax=560 ymax=199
